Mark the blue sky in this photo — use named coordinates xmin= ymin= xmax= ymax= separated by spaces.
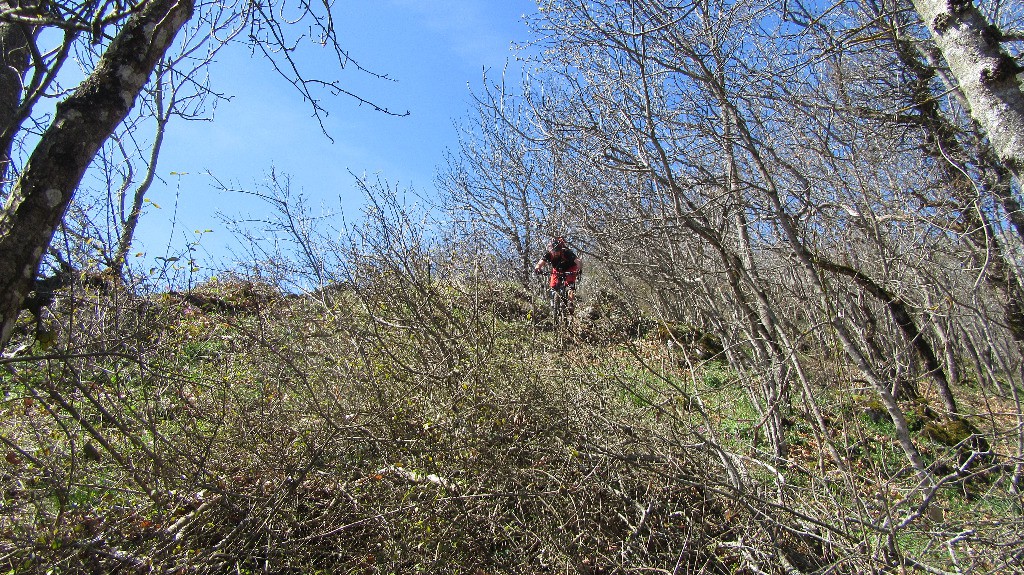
xmin=140 ymin=0 xmax=539 ymax=272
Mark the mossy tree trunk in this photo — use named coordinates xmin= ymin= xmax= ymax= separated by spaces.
xmin=911 ymin=0 xmax=1024 ymax=189
xmin=0 ymin=0 xmax=195 ymax=350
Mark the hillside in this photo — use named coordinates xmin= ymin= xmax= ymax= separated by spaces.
xmin=1 ymin=273 xmax=1020 ymax=574
xmin=3 ymin=0 xmax=1024 ymax=573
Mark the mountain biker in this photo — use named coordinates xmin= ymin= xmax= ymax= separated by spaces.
xmin=534 ymin=236 xmax=582 ymax=305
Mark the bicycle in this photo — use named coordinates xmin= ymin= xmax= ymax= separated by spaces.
xmin=546 ymin=271 xmax=577 ymax=331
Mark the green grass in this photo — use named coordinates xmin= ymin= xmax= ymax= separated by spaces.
xmin=699 ymin=360 xmax=735 ymax=389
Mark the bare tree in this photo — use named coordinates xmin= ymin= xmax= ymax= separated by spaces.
xmin=514 ymin=0 xmax=1024 ymax=531
xmin=0 ymin=0 xmax=194 ymax=350
xmin=439 ymin=73 xmax=546 ymax=287
xmin=0 ymin=0 xmax=405 ymax=351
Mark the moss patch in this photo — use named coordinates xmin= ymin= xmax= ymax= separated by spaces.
xmin=921 ymin=417 xmax=976 ymax=447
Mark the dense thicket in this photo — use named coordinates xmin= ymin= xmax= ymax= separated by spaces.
xmin=444 ymin=0 xmax=1024 ymax=481
xmin=3 ymin=0 xmax=1024 ymax=573
xmin=434 ymin=0 xmax=1024 ymax=570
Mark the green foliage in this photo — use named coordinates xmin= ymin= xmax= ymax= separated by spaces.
xmin=700 ymin=360 xmax=735 ymax=389
xmin=721 ymin=403 xmax=759 ymax=439
xmin=857 ymin=396 xmax=895 ymax=434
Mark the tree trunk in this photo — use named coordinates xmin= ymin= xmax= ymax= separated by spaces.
xmin=0 ymin=0 xmax=37 ymax=186
xmin=911 ymin=0 xmax=1024 ymax=188
xmin=887 ymin=26 xmax=1024 ymax=348
xmin=812 ymin=255 xmax=959 ymax=416
xmin=832 ymin=318 xmax=934 ymax=486
xmin=0 ymin=0 xmax=194 ymax=350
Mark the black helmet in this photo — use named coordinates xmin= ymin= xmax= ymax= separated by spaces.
xmin=549 ymin=236 xmax=567 ymax=251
